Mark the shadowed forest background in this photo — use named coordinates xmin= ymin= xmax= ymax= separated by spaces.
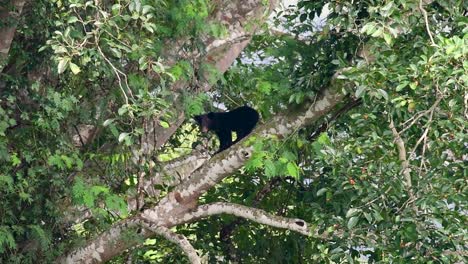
xmin=0 ymin=0 xmax=466 ymax=263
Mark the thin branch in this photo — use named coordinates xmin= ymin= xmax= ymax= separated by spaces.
xmin=183 ymin=202 xmax=310 ymax=236
xmin=140 ymin=222 xmax=201 ymax=264
xmin=410 ymin=96 xmax=442 ymax=177
xmin=418 ymin=0 xmax=437 ymax=46
xmin=73 ymin=125 xmax=86 ymax=147
xmin=409 ymin=96 xmax=442 ymax=157
xmin=464 ymin=91 xmax=468 ymax=120
xmin=389 ymin=117 xmax=414 ymax=199
xmin=356 ymin=186 xmax=393 ymax=209
xmin=399 ymin=109 xmax=430 ymax=134
xmin=97 ymin=45 xmax=130 ymax=104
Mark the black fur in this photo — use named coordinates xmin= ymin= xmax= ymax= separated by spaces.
xmin=194 ymin=106 xmax=259 ymax=152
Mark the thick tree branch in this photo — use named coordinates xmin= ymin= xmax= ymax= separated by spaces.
xmin=62 ymin=0 xmax=277 ymax=221
xmin=0 ymin=0 xmax=25 ymax=72
xmin=130 ymin=0 xmax=277 ymax=209
xmin=146 ymin=151 xmax=210 ymax=191
xmin=127 ymin=151 xmax=210 ymax=210
xmin=182 ymin=202 xmax=310 ymax=236
xmin=60 ymin=81 xmax=348 ymax=263
xmin=59 ymin=18 xmax=352 ymax=262
xmin=148 ymin=86 xmax=346 ymax=207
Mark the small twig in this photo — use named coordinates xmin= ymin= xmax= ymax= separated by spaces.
xmin=418 ymin=0 xmax=437 ymax=46
xmin=356 ymin=187 xmax=392 ymax=209
xmin=399 ymin=109 xmax=430 ymax=134
xmin=396 ymin=194 xmax=417 ymax=213
xmin=410 ymin=96 xmax=441 ymax=177
xmin=222 ymin=92 xmax=242 ymax=108
xmin=464 ymin=91 xmax=468 ymax=121
xmin=409 ymin=96 xmax=442 ymax=157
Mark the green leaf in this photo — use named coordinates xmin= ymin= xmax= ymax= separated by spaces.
xmin=57 ymin=57 xmax=70 ymax=74
xmin=373 ymin=210 xmax=384 ymax=222
xmin=383 ymin=32 xmax=392 ymax=45
xmin=82 ymin=191 xmax=95 ymax=207
xmin=381 ymin=2 xmax=394 ymax=17
xmin=245 ymin=152 xmax=265 ymax=170
xmin=105 ymin=195 xmax=128 ymax=215
xmin=355 ymin=85 xmax=366 ymax=98
xmin=103 ymin=119 xmax=114 ymax=126
xmin=347 ymin=216 xmax=359 ymax=229
xmin=316 ymin=188 xmax=328 ymax=197
xmin=287 ymin=162 xmax=299 ymax=179
xmin=54 ymin=46 xmax=68 ymax=54
xmin=257 ymin=81 xmax=272 ymax=94
xmin=67 ymin=16 xmax=79 ymax=23
xmin=396 ymin=81 xmax=409 ymax=91
xmin=360 ymin=22 xmax=376 ymax=34
xmin=371 ymin=27 xmax=383 ymax=37
xmin=91 ymin=185 xmax=109 ymax=195
xmin=19 ymin=191 xmax=32 ymax=202
xmin=364 ymin=212 xmax=373 ymax=223
xmin=264 ymin=160 xmax=277 ymax=177
xmin=0 ymin=174 xmax=14 ymax=190
xmin=118 ymin=105 xmax=129 ymax=115
xmin=48 ymin=155 xmax=64 ymax=169
xmin=0 ymin=227 xmax=16 ymax=252
xmin=60 ymin=155 xmax=73 ymax=169
xmin=346 ymin=208 xmax=361 ymax=218
xmin=118 ymin=133 xmax=129 ymax=142
xmin=11 ymin=153 xmax=21 ymax=166
xmin=69 ymin=62 xmax=81 ymax=74
xmin=281 ymin=151 xmax=296 ymax=161
xmin=317 ymin=133 xmax=330 ymax=145
xmin=143 ymin=23 xmax=156 ymax=33
xmin=142 ymin=5 xmax=153 ymax=14
xmin=159 ymin=121 xmax=169 ymax=128
xmin=111 ymin=4 xmax=121 ymax=14
xmin=377 ymin=89 xmax=389 ymax=100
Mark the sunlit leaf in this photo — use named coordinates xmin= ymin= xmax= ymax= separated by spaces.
xmin=347 ymin=216 xmax=359 ymax=229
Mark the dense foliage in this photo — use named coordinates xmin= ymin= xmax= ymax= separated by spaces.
xmin=0 ymin=0 xmax=466 ymax=263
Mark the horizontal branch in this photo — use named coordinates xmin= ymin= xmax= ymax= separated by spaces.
xmin=181 ymin=202 xmax=310 ymax=236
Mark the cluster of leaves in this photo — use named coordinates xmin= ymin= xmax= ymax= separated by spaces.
xmin=245 ymin=136 xmax=302 ymax=179
xmin=1 ymin=0 xmax=466 ymax=263
xmin=1 ymin=0 xmax=212 ymax=262
xmin=169 ymin=0 xmax=467 ymax=263
xmin=46 ymin=0 xmax=209 ymax=76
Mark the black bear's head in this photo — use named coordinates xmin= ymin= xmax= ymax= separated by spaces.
xmin=194 ymin=113 xmax=214 ymax=132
